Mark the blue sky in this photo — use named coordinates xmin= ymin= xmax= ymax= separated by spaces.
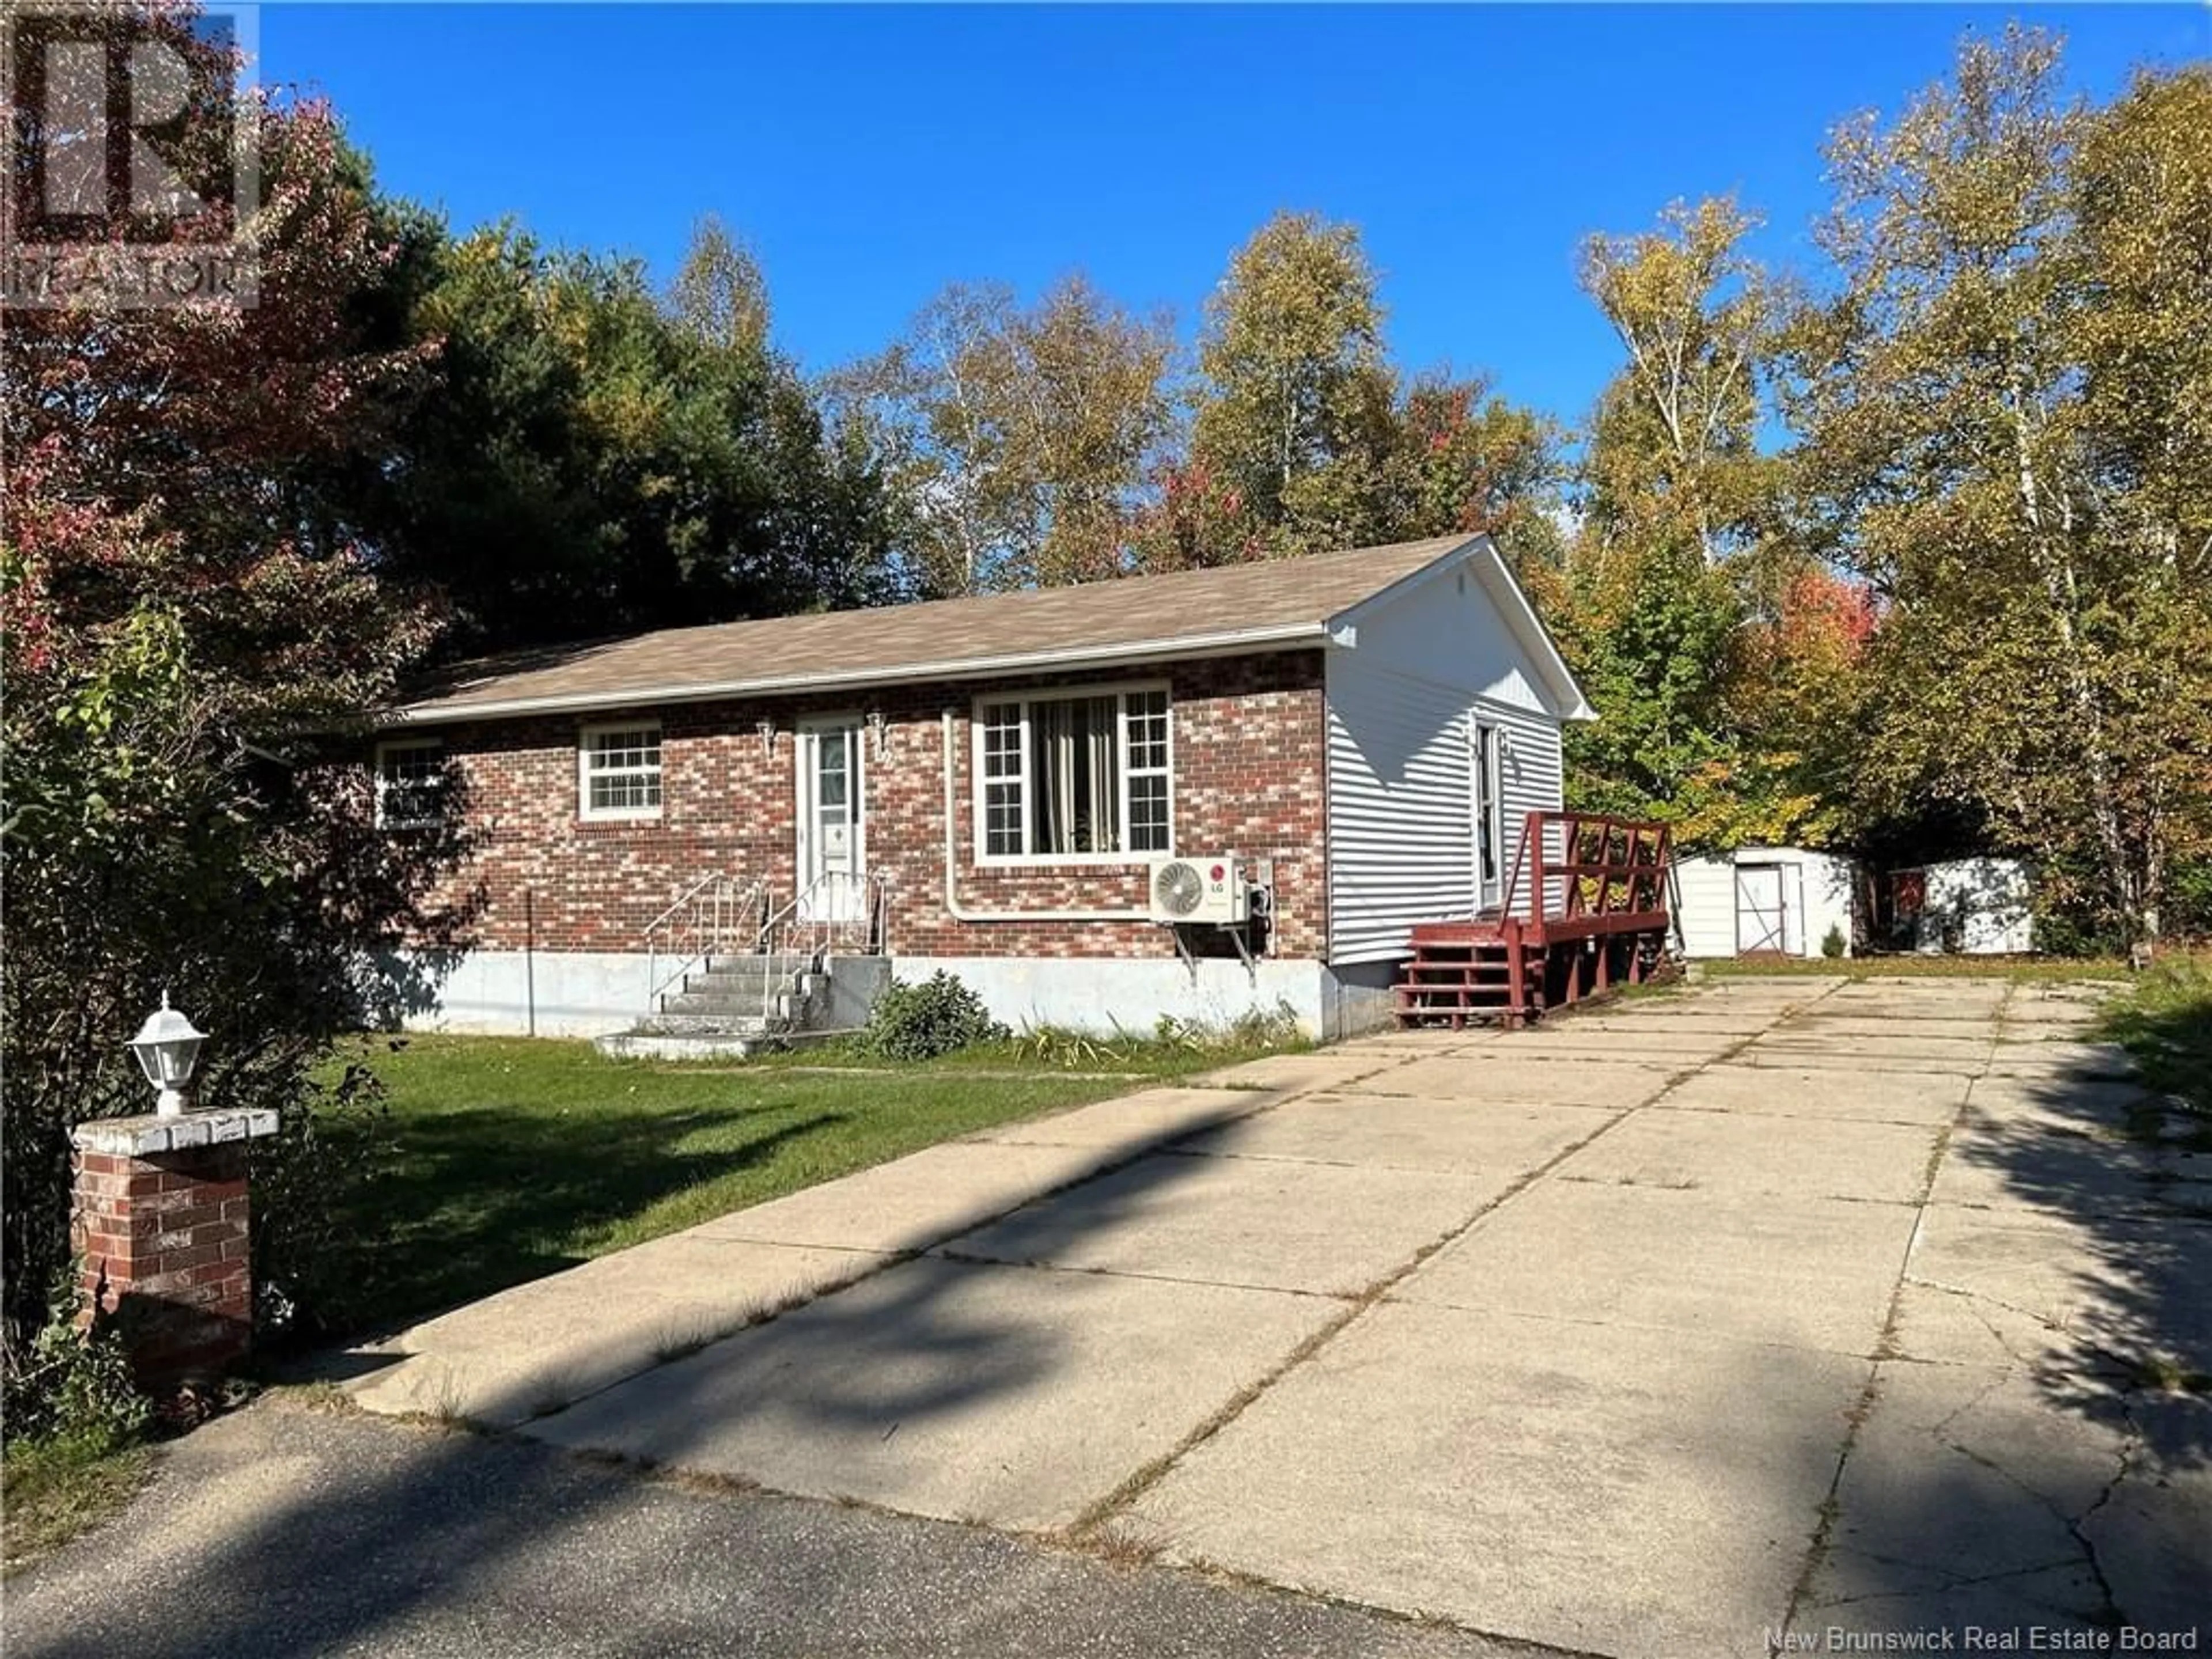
xmin=262 ymin=4 xmax=2207 ymax=428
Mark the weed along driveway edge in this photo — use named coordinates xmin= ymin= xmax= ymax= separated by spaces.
xmin=11 ymin=976 xmax=2208 ymax=1659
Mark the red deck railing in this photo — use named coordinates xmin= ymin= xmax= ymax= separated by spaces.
xmin=1533 ymin=811 xmax=1673 ymax=932
xmin=1470 ymin=811 xmax=1673 ymax=935
xmin=1400 ymin=810 xmax=1676 ymax=1028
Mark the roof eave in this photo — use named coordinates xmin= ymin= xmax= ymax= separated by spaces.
xmin=380 ymin=620 xmax=1336 ymax=729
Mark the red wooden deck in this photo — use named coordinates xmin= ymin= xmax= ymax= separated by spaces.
xmin=1394 ymin=813 xmax=1676 ymax=1029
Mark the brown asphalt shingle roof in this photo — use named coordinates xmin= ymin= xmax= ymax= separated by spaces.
xmin=392 ymin=535 xmax=1476 ymax=724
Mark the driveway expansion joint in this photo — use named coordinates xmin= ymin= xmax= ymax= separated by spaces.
xmin=1055 ymin=1001 xmax=1831 ymax=1544
xmin=1777 ymin=978 xmax=1991 ymax=1637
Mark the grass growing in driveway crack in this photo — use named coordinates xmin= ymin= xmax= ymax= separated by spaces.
xmin=1783 ymin=982 xmax=2008 ymax=1635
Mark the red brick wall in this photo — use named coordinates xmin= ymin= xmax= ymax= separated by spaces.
xmin=73 ymin=1143 xmax=252 ymax=1387
xmin=403 ymin=651 xmax=1329 ymax=963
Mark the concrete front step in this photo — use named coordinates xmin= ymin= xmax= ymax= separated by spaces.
xmin=698 ymin=954 xmax=815 ymax=978
xmin=593 ymin=1026 xmax=866 ymax=1061
xmin=682 ymin=969 xmax=802 ymax=994
xmin=637 ymin=1010 xmax=786 ymax=1035
xmin=662 ymin=988 xmax=798 ymax=1018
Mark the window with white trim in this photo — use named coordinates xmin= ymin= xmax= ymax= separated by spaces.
xmin=975 ymin=687 xmax=1172 ymax=861
xmin=374 ymin=738 xmax=448 ymax=829
xmin=579 ymin=723 xmax=663 ymax=819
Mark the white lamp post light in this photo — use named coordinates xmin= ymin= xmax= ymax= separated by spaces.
xmin=128 ymin=994 xmax=206 ymax=1118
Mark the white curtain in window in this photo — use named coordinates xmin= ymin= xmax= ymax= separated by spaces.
xmin=1085 ymin=698 xmax=1119 ymax=851
xmin=1025 ymin=696 xmax=1127 ymax=854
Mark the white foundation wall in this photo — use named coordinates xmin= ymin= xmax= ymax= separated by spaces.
xmin=891 ymin=956 xmax=1393 ymax=1042
xmin=376 ymin=949 xmax=649 ymax=1039
xmin=372 ymin=949 xmax=1402 ymax=1043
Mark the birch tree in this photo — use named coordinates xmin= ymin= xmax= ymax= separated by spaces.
xmin=1782 ymin=30 xmax=2212 ymax=946
xmin=1165 ymin=213 xmax=1562 ymax=567
xmin=1577 ymin=196 xmax=1774 ymax=568
xmin=1535 ymin=197 xmax=1804 ymax=843
xmin=835 ymin=277 xmax=1174 ymax=593
xmin=668 ymin=214 xmax=771 ymax=357
xmin=1190 ymin=211 xmax=1392 ymax=541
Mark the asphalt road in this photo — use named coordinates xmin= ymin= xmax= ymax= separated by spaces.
xmin=3 ymin=1396 xmax=1540 ymax=1659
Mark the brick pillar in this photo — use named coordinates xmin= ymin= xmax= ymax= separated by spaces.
xmin=71 ymin=1108 xmax=279 ymax=1390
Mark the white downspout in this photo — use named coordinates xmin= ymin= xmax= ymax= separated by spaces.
xmin=940 ymin=710 xmax=1152 ymax=924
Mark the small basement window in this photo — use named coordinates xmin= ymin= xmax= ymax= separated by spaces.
xmin=374 ymin=738 xmax=448 ymax=829
xmin=975 ymin=686 xmax=1172 ymax=862
xmin=579 ymin=723 xmax=662 ymax=820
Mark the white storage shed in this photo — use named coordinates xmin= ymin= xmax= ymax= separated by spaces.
xmin=1914 ymin=858 xmax=2035 ymax=955
xmin=1672 ymin=846 xmax=1857 ymax=960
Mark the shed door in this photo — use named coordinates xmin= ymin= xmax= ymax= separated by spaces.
xmin=1736 ymin=864 xmax=1788 ymax=957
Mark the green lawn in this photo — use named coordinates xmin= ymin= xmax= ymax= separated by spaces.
xmin=0 ymin=1441 xmax=156 ymax=1573
xmin=320 ymin=1031 xmax=1276 ymax=1334
xmin=2094 ymin=956 xmax=2212 ymax=1118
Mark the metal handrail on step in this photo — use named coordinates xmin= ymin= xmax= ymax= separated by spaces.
xmin=753 ymin=871 xmax=889 ymax=1028
xmin=643 ymin=873 xmax=769 ymax=1013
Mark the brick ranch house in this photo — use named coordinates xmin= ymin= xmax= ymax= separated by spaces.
xmin=365 ymin=533 xmax=1593 ymax=1041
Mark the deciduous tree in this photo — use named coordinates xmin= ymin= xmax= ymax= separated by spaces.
xmin=1781 ymin=30 xmax=2212 ymax=945
xmin=1187 ymin=211 xmax=1392 ymax=550
xmin=1578 ymin=196 xmax=1774 ymax=567
xmin=668 ymin=213 xmax=771 ymax=357
xmin=1157 ymin=214 xmax=1564 ymax=569
xmin=836 ymin=275 xmax=1174 ymax=593
xmin=1541 ymin=196 xmax=1802 ymax=843
xmin=1 ymin=13 xmax=469 ymax=1355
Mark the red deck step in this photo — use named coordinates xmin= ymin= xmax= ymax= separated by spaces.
xmin=1392 ymin=809 xmax=1678 ymax=1030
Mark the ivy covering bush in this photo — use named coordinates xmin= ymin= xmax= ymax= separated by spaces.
xmin=864 ymin=972 xmax=1010 ymax=1060
xmin=1 ymin=1286 xmax=150 ymax=1457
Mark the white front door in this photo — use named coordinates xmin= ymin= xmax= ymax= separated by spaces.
xmin=796 ymin=719 xmax=865 ymax=921
xmin=1736 ymin=864 xmax=1787 ymax=956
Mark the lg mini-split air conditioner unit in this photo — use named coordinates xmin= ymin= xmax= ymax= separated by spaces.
xmin=1148 ymin=857 xmax=1249 ymax=926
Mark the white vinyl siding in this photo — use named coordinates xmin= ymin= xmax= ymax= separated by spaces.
xmin=1487 ymin=699 xmax=1567 ymax=922
xmin=1672 ymin=847 xmax=1857 ymax=960
xmin=1673 ymin=857 xmax=1743 ymax=959
xmin=1324 ymin=669 xmax=1570 ymax=964
xmin=1321 ymin=555 xmax=1570 ymax=965
xmin=1324 ymin=668 xmax=1474 ymax=965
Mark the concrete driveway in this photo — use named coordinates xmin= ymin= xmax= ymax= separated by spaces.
xmin=20 ymin=975 xmax=2208 ymax=1659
